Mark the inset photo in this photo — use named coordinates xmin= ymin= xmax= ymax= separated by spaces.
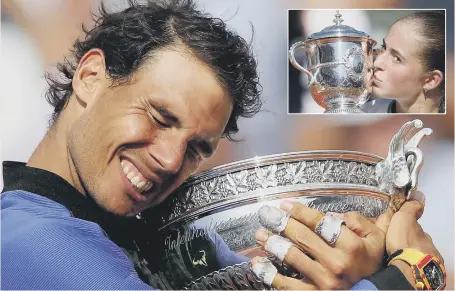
xmin=288 ymin=9 xmax=446 ymax=114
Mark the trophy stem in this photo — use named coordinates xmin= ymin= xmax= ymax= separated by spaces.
xmin=324 ymin=94 xmax=364 ymax=113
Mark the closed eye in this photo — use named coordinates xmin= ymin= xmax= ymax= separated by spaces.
xmin=187 ymin=144 xmax=202 ymax=161
xmin=187 ymin=140 xmax=213 ymax=160
xmin=150 ymin=113 xmax=171 ymax=128
xmin=392 ymin=55 xmax=401 ymax=63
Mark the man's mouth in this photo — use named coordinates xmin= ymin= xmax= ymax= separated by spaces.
xmin=121 ymin=159 xmax=154 ymax=194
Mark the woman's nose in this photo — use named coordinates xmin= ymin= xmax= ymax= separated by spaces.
xmin=373 ymin=49 xmax=386 ymax=70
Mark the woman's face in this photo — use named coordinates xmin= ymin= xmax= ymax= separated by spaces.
xmin=372 ymin=21 xmax=426 ymax=101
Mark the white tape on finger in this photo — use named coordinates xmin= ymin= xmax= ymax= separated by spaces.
xmin=314 ymin=213 xmax=345 ymax=246
xmin=265 ymin=235 xmax=294 ymax=261
xmin=258 ymin=205 xmax=291 ymax=233
xmin=249 ymin=257 xmax=278 ymax=286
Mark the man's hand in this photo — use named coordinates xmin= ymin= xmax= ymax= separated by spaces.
xmin=254 ymin=201 xmax=393 ymax=290
xmin=386 ymin=192 xmax=441 ymax=258
xmin=385 ymin=191 xmax=444 ymax=284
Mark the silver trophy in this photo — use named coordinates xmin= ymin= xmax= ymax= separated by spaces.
xmin=143 ymin=120 xmax=431 ymax=289
xmin=289 ymin=10 xmax=376 ymax=113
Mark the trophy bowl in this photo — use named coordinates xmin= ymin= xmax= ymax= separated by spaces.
xmin=289 ymin=11 xmax=376 ymax=113
xmin=142 ymin=120 xmax=431 ymax=290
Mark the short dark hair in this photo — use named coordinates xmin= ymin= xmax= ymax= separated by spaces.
xmin=397 ymin=11 xmax=445 ymax=113
xmin=45 ymin=0 xmax=262 ymax=140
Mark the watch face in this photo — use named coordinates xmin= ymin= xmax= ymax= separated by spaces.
xmin=423 ymin=260 xmax=445 ymax=289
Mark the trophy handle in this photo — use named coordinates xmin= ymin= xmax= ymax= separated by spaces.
xmin=289 ymin=41 xmax=315 ymax=85
xmin=405 ymin=147 xmax=424 ymax=199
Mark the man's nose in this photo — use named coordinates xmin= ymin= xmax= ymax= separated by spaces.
xmin=148 ymin=136 xmax=186 ymax=175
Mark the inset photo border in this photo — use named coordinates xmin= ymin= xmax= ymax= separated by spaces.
xmin=287 ymin=9 xmax=446 ymax=115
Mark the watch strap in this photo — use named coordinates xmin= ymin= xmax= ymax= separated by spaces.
xmin=388 ymin=248 xmax=427 ymax=266
xmin=387 ymin=249 xmax=446 ymax=290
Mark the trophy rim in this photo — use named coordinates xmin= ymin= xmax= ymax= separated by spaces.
xmin=156 ymin=150 xmax=387 ymax=230
xmin=305 ymin=35 xmax=376 ymax=45
xmin=159 ymin=186 xmax=390 ymax=230
xmin=186 ymin=150 xmax=384 ymax=186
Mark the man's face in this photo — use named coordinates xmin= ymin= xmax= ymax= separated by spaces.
xmin=68 ymin=49 xmax=233 ymax=216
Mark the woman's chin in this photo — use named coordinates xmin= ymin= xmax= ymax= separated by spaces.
xmin=372 ymin=86 xmax=388 ymax=98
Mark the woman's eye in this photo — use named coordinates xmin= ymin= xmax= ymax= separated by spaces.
xmin=392 ymin=55 xmax=401 ymax=63
xmin=381 ymin=44 xmax=386 ymax=50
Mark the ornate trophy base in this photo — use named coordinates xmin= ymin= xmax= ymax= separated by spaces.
xmin=324 ymin=94 xmax=365 ymax=114
xmin=325 ymin=107 xmax=364 ymax=114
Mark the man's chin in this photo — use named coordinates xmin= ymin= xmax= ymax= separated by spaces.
xmin=110 ymin=208 xmax=141 ymax=218
xmin=99 ymin=190 xmax=167 ymax=217
xmin=124 ymin=212 xmax=139 ymax=218
xmin=100 ymin=201 xmax=141 ymax=218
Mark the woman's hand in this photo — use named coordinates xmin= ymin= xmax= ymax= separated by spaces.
xmin=252 ymin=201 xmax=393 ymax=290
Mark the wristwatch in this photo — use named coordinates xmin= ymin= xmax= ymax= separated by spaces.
xmin=387 ymin=248 xmax=446 ymax=290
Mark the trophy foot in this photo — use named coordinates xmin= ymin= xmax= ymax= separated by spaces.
xmin=324 ymin=106 xmax=364 ymax=114
xmin=324 ymin=94 xmax=365 ymax=114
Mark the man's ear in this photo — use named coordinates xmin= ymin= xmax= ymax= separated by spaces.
xmin=423 ymin=69 xmax=444 ymax=91
xmin=72 ymin=49 xmax=108 ymax=109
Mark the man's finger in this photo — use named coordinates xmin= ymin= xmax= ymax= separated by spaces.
xmin=328 ymin=211 xmax=386 ymax=252
xmin=249 ymin=256 xmax=317 ymax=290
xmin=409 ymin=191 xmax=426 ymax=206
xmin=257 ymin=203 xmax=337 ymax=266
xmin=399 ymin=199 xmax=424 ymax=219
xmin=407 ymin=191 xmax=426 ymax=219
xmin=272 ymin=273 xmax=318 ymax=290
xmin=282 ymin=244 xmax=336 ymax=287
xmin=375 ymin=207 xmax=394 ymax=233
xmin=335 ymin=211 xmax=375 ymax=238
xmin=255 ymin=232 xmax=332 ymax=286
xmin=283 ymin=218 xmax=336 ymax=261
xmin=280 ymin=200 xmax=325 ymax=230
xmin=278 ymin=202 xmax=366 ymax=257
